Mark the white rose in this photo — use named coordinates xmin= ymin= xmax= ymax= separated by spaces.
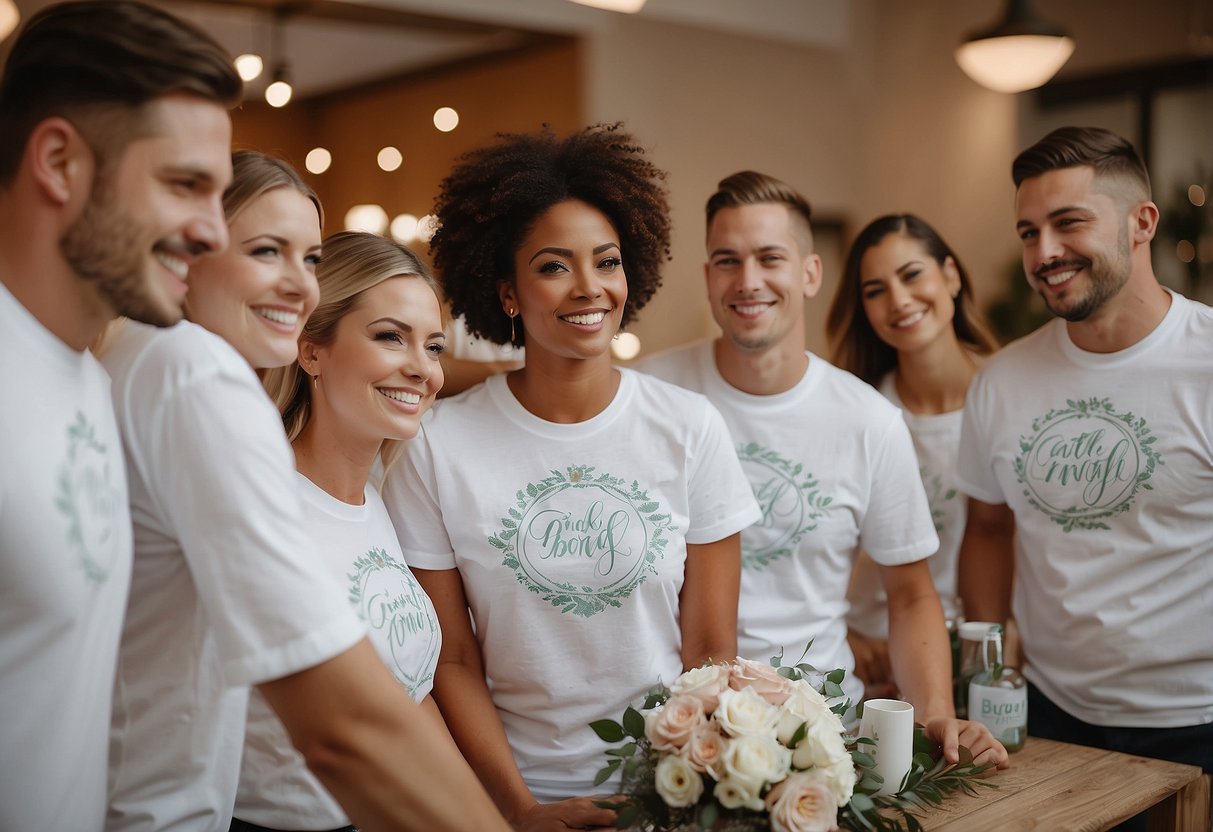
xmin=791 ymin=716 xmax=849 ymax=771
xmin=685 ymin=724 xmax=728 ymax=777
xmin=670 ymin=663 xmax=731 ymax=714
xmin=827 ymin=754 xmax=857 ymax=805
xmin=764 ymin=770 xmax=839 ymax=832
xmin=713 ymin=774 xmax=765 ymax=812
xmin=715 ymin=686 xmax=781 ymax=738
xmin=654 ymin=754 xmax=704 ymax=808
xmin=644 ymin=694 xmax=706 ymax=751
xmin=719 ymin=732 xmax=792 ymax=797
xmin=776 ymin=680 xmax=833 ymax=746
xmin=729 ymin=657 xmax=793 ymax=705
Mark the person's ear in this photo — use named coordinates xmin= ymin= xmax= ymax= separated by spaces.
xmin=298 ymin=338 xmax=322 ymax=377
xmin=26 ymin=117 xmax=94 ymax=207
xmin=498 ymin=281 xmax=518 ymax=316
xmin=943 ymin=256 xmax=962 ymax=299
xmin=1129 ymin=201 xmax=1159 ymax=246
xmin=802 ymin=253 xmax=824 ymax=299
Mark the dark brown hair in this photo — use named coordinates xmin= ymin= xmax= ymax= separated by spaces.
xmin=0 ymin=0 xmax=241 ymax=184
xmin=827 ymin=214 xmax=999 ymax=385
xmin=429 ymin=123 xmax=670 ymax=347
xmin=1012 ymin=126 xmax=1150 ymax=200
xmin=705 ymin=170 xmax=814 ymax=249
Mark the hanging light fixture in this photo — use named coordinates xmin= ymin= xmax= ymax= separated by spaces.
xmin=567 ymin=0 xmax=646 ymax=12
xmin=955 ymin=0 xmax=1075 ymax=93
xmin=0 ymin=0 xmax=20 ymax=42
xmin=263 ymin=10 xmax=293 ymax=107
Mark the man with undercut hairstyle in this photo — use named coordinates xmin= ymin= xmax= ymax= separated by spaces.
xmin=957 ymin=127 xmax=1213 ymax=820
xmin=639 ymin=170 xmax=1008 ymax=772
xmin=0 ymin=3 xmax=238 ymax=828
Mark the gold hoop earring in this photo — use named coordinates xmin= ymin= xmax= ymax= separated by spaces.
xmin=312 ymin=374 xmax=319 ymax=389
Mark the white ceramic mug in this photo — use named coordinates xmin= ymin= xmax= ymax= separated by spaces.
xmin=859 ymin=698 xmax=914 ymax=796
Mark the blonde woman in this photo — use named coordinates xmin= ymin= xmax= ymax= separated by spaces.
xmin=235 ymin=231 xmax=451 ymax=832
xmin=101 ymin=151 xmax=507 ymax=832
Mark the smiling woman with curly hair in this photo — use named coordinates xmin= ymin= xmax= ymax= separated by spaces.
xmin=383 ymin=123 xmax=761 ymax=830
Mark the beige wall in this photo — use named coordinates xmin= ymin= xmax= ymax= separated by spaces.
xmin=582 ymin=0 xmax=1209 ymax=359
xmin=230 ymin=0 xmax=1209 ymax=357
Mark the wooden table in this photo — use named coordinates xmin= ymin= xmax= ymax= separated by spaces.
xmin=907 ymin=737 xmax=1209 ymax=831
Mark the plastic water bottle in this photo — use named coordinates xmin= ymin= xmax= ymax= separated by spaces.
xmin=967 ymin=625 xmax=1027 ymax=752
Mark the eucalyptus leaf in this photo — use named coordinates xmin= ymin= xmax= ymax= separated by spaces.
xmin=622 ymin=706 xmax=645 ymax=739
xmin=590 ymin=719 xmax=624 ymax=742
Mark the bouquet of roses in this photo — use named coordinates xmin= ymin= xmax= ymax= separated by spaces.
xmin=591 ymin=654 xmax=855 ymax=832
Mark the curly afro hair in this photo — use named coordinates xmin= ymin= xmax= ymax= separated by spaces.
xmin=430 ymin=122 xmax=671 ymax=347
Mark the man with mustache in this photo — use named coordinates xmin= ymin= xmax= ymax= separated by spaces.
xmin=957 ymin=127 xmax=1213 ymax=829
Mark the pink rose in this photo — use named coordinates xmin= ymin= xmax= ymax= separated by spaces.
xmin=765 ymin=770 xmax=839 ymax=832
xmin=684 ymin=724 xmax=728 ymax=777
xmin=671 ymin=663 xmax=731 ymax=714
xmin=644 ymin=694 xmax=706 ymax=751
xmin=730 ymin=657 xmax=794 ymax=705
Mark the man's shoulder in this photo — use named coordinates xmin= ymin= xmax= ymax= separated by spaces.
xmin=100 ymin=320 xmax=253 ymax=396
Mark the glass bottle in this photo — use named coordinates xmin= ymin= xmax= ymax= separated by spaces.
xmin=955 ymin=621 xmax=997 ymax=718
xmin=967 ymin=625 xmax=1027 ymax=752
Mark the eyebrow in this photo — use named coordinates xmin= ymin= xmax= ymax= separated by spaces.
xmin=527 ymin=242 xmax=620 ymax=264
xmin=240 ymin=233 xmax=288 ymax=245
xmin=370 ymin=317 xmax=446 ymax=340
xmin=859 ymin=260 xmax=924 ymax=288
xmin=708 ymin=244 xmax=788 ymax=259
xmin=1016 ymin=205 xmax=1090 ymax=230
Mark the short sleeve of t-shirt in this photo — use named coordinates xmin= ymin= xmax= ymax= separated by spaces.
xmin=382 ymin=416 xmax=457 ymax=570
xmin=861 ymin=408 xmax=940 ymax=565
xmin=686 ymin=401 xmax=762 ymax=544
xmin=956 ymin=369 xmax=1009 ymax=505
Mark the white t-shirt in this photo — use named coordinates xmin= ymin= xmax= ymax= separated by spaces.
xmin=637 ymin=343 xmax=938 ymax=705
xmin=956 ymin=291 xmax=1213 ymax=729
xmin=382 ymin=369 xmax=760 ymax=801
xmin=0 ymin=281 xmax=132 ymax=831
xmin=236 ymin=474 xmax=441 ymax=829
xmin=101 ymin=321 xmax=366 ymax=831
xmin=848 ymin=373 xmax=966 ymax=640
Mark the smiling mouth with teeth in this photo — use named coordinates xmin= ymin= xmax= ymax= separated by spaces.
xmin=155 ymin=252 xmax=189 ymax=280
xmin=1044 ymin=269 xmax=1079 ymax=286
xmin=561 ymin=312 xmax=606 ymax=325
xmin=733 ymin=303 xmax=772 ymax=316
xmin=252 ymin=307 xmax=300 ymax=326
xmin=378 ymin=389 xmax=421 ymax=405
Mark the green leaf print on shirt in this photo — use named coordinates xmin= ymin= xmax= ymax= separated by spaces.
xmin=1013 ymin=397 xmax=1163 ymax=532
xmin=921 ymin=465 xmax=958 ymax=534
xmin=348 ymin=547 xmax=439 ymax=698
xmin=54 ymin=411 xmax=123 ymax=584
xmin=736 ymin=442 xmax=834 ymax=571
xmin=489 ymin=465 xmax=675 ymax=618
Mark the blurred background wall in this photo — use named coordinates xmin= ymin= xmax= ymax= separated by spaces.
xmin=4 ymin=0 xmax=1210 ymax=357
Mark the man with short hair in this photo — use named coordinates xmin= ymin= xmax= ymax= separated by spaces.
xmin=0 ymin=3 xmax=237 ymax=828
xmin=0 ymin=5 xmax=509 ymax=831
xmin=958 ymin=127 xmax=1213 ymax=795
xmin=639 ymin=171 xmax=1007 ymax=768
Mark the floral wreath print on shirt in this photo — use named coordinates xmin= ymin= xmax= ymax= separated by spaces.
xmin=348 ymin=546 xmax=440 ymax=698
xmin=55 ymin=411 xmax=124 ymax=584
xmin=735 ymin=442 xmax=833 ymax=571
xmin=1013 ymin=397 xmax=1163 ymax=532
xmin=489 ymin=465 xmax=675 ymax=618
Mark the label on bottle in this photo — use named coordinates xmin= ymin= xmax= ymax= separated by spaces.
xmin=968 ymin=682 xmax=1027 ymax=747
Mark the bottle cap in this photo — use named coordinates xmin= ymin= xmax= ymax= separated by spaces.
xmin=959 ymin=621 xmax=999 ymax=641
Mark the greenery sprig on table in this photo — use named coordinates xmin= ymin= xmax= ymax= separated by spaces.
xmin=841 ymin=717 xmax=997 ymax=832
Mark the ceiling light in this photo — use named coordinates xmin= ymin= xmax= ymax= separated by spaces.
xmin=955 ymin=0 xmax=1074 ymax=93
xmin=344 ymin=204 xmax=389 ymax=234
xmin=390 ymin=213 xmax=419 ymax=242
xmin=234 ymin=53 xmax=263 ymax=82
xmin=377 ymin=146 xmax=403 ymax=172
xmin=433 ymin=107 xmax=459 ymax=133
xmin=305 ymin=148 xmax=332 ymax=175
xmin=567 ymin=0 xmax=646 ymax=12
xmin=0 ymin=0 xmax=20 ymax=41
xmin=265 ymin=63 xmax=292 ymax=108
